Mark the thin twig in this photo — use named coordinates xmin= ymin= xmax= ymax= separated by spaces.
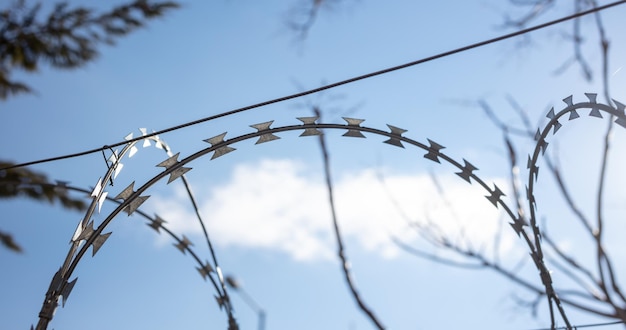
xmin=584 ymin=0 xmax=626 ymax=315
xmin=314 ymin=107 xmax=386 ymax=330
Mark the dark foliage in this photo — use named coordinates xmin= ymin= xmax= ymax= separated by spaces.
xmin=0 ymin=160 xmax=88 ymax=251
xmin=0 ymin=0 xmax=179 ymax=252
xmin=0 ymin=161 xmax=87 ymax=252
xmin=0 ymin=0 xmax=179 ymax=99
xmin=0 ymin=161 xmax=86 ymax=210
xmin=0 ymin=229 xmax=22 ymax=252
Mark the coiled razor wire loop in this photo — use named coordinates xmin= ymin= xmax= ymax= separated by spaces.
xmin=525 ymin=93 xmax=626 ymax=328
xmin=11 ymin=182 xmax=224 ymax=322
xmin=34 ymin=132 xmax=237 ymax=330
xmin=33 ymin=94 xmax=626 ymax=329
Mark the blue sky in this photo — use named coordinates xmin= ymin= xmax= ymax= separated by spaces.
xmin=2 ymin=1 xmax=626 ymax=329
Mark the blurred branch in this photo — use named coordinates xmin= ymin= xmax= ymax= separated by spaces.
xmin=314 ymin=106 xmax=386 ymax=330
xmin=502 ymin=0 xmax=599 ymax=81
xmin=285 ymin=0 xmax=330 ymax=39
xmin=0 ymin=160 xmax=87 ymax=252
xmin=0 ymin=161 xmax=86 ymax=211
xmin=285 ymin=0 xmax=322 ymax=39
xmin=392 ymin=237 xmax=485 ymax=270
xmin=587 ymin=0 xmax=626 ymax=313
xmin=0 ymin=161 xmax=87 ymax=252
xmin=542 ymin=230 xmax=599 ymax=295
xmin=225 ymin=275 xmax=266 ymax=330
xmin=503 ymin=0 xmax=555 ymax=28
xmin=396 ymin=212 xmax=615 ymax=318
xmin=0 ymin=229 xmax=22 ymax=252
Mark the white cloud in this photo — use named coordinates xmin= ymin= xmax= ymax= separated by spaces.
xmin=149 ymin=159 xmax=514 ymax=262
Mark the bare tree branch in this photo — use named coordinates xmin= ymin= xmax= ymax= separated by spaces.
xmin=314 ymin=106 xmax=386 ymax=330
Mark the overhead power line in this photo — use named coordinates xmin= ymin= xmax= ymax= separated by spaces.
xmin=3 ymin=0 xmax=626 ymax=171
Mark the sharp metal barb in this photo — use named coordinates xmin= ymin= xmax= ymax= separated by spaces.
xmin=342 ymin=117 xmax=366 ymax=138
xmin=552 ymin=121 xmax=562 ymax=134
xmin=50 ymin=269 xmax=63 ymax=292
xmin=166 ymin=167 xmax=193 ymax=184
xmin=424 ymin=139 xmax=445 ymax=163
xmin=156 ymin=153 xmax=181 ymax=169
xmin=526 ymin=186 xmax=537 ymax=209
xmin=250 ymin=121 xmax=281 ymax=144
xmin=174 ymin=235 xmax=193 ymax=254
xmin=61 ymin=278 xmax=77 ymax=307
xmin=297 ymin=116 xmax=322 ymax=136
xmin=140 ymin=128 xmax=151 ymax=147
xmin=204 ymin=132 xmax=236 ymax=159
xmin=92 ymin=232 xmax=112 ymax=256
xmin=509 ymin=217 xmax=527 ymax=237
xmin=540 ymin=140 xmax=549 ymax=155
xmin=533 ymin=130 xmax=549 ymax=155
xmin=97 ymin=192 xmax=108 ymax=213
xmin=562 ymin=95 xmax=574 ymax=107
xmin=197 ymin=260 xmax=214 ymax=280
xmin=614 ymin=99 xmax=626 ymax=112
xmin=383 ymin=124 xmax=407 ymax=148
xmin=589 ymin=107 xmax=603 ymax=118
xmin=147 ymin=215 xmax=166 ymax=233
xmin=90 ymin=178 xmax=103 ymax=198
xmin=585 ymin=92 xmax=598 ymax=103
xmin=612 ymin=98 xmax=626 ymax=125
xmin=585 ymin=93 xmax=603 ymax=118
xmin=71 ymin=219 xmax=85 ymax=243
xmin=114 ymin=182 xmax=136 ymax=201
xmin=148 ymin=131 xmax=166 ymax=150
xmin=615 ymin=118 xmax=626 ymax=128
xmin=569 ymin=109 xmax=580 ymax=120
xmin=204 ymin=132 xmax=228 ymax=145
xmin=546 ymin=107 xmax=563 ymax=133
xmin=115 ymin=182 xmax=149 ymax=216
xmin=112 ymin=162 xmax=124 ymax=179
xmin=534 ymin=128 xmax=541 ymax=141
xmin=613 ymin=99 xmax=626 ymax=128
xmin=589 ymin=108 xmax=603 ymax=118
xmin=156 ymin=153 xmax=192 ymax=183
xmin=124 ymin=195 xmax=150 ymax=215
xmin=527 ymin=157 xmax=539 ymax=181
xmin=125 ymin=132 xmax=139 ymax=157
xmin=75 ymin=220 xmax=95 ymax=242
xmin=129 ymin=145 xmax=139 ymax=158
xmin=455 ymin=159 xmax=477 ymax=183
xmin=485 ymin=184 xmax=505 ymax=208
xmin=215 ymin=295 xmax=225 ymax=309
